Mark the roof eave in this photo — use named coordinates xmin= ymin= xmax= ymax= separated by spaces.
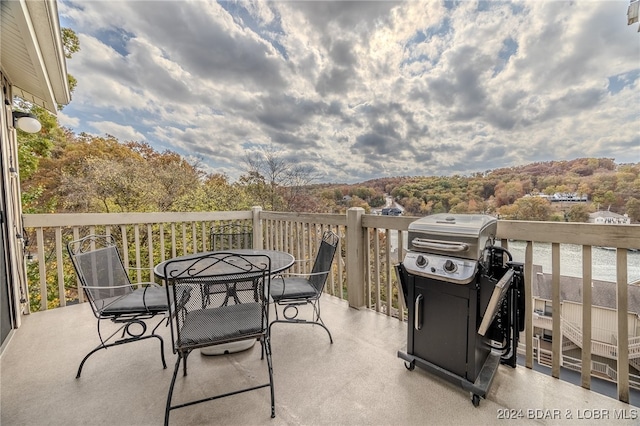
xmin=1 ymin=0 xmax=70 ymax=113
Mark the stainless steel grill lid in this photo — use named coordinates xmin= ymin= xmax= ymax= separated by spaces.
xmin=407 ymin=214 xmax=497 ymax=260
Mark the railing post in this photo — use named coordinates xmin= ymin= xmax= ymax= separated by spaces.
xmin=346 ymin=207 xmax=365 ymax=309
xmin=252 ymin=206 xmax=263 ymax=249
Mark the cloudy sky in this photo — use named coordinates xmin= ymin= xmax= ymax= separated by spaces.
xmin=57 ymin=1 xmax=639 ymax=184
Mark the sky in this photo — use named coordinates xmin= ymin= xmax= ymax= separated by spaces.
xmin=56 ymin=0 xmax=640 ymax=184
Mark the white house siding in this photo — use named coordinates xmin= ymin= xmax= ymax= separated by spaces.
xmin=563 ymin=301 xmax=639 ymax=343
xmin=1 ymin=74 xmax=28 ymax=329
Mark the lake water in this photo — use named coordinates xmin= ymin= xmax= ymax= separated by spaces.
xmin=503 ymin=240 xmax=640 ymax=283
xmin=390 ymin=232 xmax=640 ymax=284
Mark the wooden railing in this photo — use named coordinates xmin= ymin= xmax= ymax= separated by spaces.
xmin=498 ymin=220 xmax=640 ymax=404
xmin=22 ymin=209 xmax=640 ymax=403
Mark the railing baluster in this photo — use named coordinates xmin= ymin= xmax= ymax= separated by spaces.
xmin=159 ymin=223 xmax=165 ymax=264
xmin=552 ymin=242 xmax=561 ymax=378
xmin=365 ymin=228 xmax=372 ymax=308
xmin=385 ymin=228 xmax=391 ymax=316
xmin=525 ymin=240 xmax=534 ymax=369
xmin=181 ymin=223 xmax=187 ymax=255
xmin=134 ymin=224 xmax=141 ymax=284
xmin=397 ymin=230 xmax=405 ymax=321
xmin=617 ymin=248 xmax=630 ymax=403
xmin=582 ymin=245 xmax=592 ymax=390
xmin=336 ymin=225 xmax=343 ymax=299
xmin=147 ymin=224 xmax=154 ymax=278
xmin=55 ymin=228 xmax=64 ymax=307
xmin=191 ymin=222 xmax=197 ymax=253
xmin=73 ymin=227 xmax=83 ymax=304
xmin=201 ymin=221 xmax=207 ymax=252
xmin=374 ymin=228 xmax=381 ymax=313
xmin=36 ymin=227 xmax=46 ymax=311
xmin=171 ymin=223 xmax=176 ymax=259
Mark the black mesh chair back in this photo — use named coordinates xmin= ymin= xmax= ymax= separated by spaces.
xmin=73 ymin=245 xmax=133 ymax=313
xmin=206 ymin=223 xmax=255 ymax=306
xmin=162 ymin=252 xmax=275 ymax=425
xmin=269 ymin=230 xmax=339 ymax=343
xmin=67 ymin=235 xmax=168 ymax=378
xmin=211 ymin=222 xmax=253 ymax=251
xmin=308 ymin=231 xmax=339 ymax=292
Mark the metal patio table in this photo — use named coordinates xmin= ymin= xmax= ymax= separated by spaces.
xmin=154 ymin=249 xmax=295 ymax=354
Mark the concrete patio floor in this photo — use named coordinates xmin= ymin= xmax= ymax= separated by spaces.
xmin=2 ymin=295 xmax=637 ymax=425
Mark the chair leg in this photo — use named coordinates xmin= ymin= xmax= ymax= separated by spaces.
xmin=182 ymin=350 xmax=191 ymax=376
xmin=269 ymin=301 xmax=333 ymax=344
xmin=76 ymin=344 xmax=106 ymax=378
xmin=263 ymin=336 xmax=276 ymax=418
xmin=151 ymin=319 xmax=168 ymax=370
xmin=164 ymin=355 xmax=182 ymax=426
xmin=76 ymin=333 xmax=167 ymax=378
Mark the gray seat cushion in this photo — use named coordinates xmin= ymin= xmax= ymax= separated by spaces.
xmin=100 ymin=286 xmax=168 ymax=315
xmin=178 ymin=303 xmax=263 ymax=346
xmin=270 ymin=277 xmax=318 ymax=301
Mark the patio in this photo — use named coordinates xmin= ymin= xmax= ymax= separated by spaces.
xmin=2 ymin=294 xmax=636 ymax=425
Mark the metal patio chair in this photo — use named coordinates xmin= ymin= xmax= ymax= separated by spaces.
xmin=67 ymin=234 xmax=169 ymax=378
xmin=269 ymin=230 xmax=339 ymax=343
xmin=205 ymin=222 xmax=255 ymax=307
xmin=162 ymin=252 xmax=275 ymax=425
xmin=210 ymin=222 xmax=253 ymax=251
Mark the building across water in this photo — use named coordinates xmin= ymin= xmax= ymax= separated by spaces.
xmin=531 ymin=267 xmax=640 ymax=390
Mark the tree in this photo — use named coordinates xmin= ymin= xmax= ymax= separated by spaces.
xmin=238 ymin=170 xmax=276 ymax=210
xmin=494 ymin=181 xmax=524 ymax=207
xmin=27 ymin=134 xmax=139 ymax=212
xmin=18 ymin=26 xmax=80 ymax=211
xmin=567 ymin=204 xmax=590 ymax=223
xmin=59 ymin=156 xmax=159 ymax=212
xmin=61 ymin=27 xmax=79 ymax=94
xmin=243 ymin=145 xmax=320 ymax=211
xmin=626 ymin=197 xmax=640 ymax=223
xmin=127 ymin=142 xmax=203 ymax=211
xmin=172 ymin=173 xmax=251 ymax=212
xmin=499 ymin=197 xmax=551 ymax=221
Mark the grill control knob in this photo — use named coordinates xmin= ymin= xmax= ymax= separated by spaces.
xmin=443 ymin=259 xmax=457 ymax=273
xmin=416 ymin=255 xmax=428 ymax=267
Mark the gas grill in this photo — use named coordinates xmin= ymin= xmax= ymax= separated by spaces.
xmin=396 ymin=214 xmax=524 ymax=407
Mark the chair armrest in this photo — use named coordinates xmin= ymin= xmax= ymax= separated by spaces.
xmin=81 ymin=281 xmax=159 ymax=290
xmin=278 ymin=270 xmax=330 ymax=278
xmin=80 ymin=283 xmax=133 ymax=290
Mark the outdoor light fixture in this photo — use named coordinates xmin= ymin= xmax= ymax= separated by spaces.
xmin=12 ymin=111 xmax=42 ymax=133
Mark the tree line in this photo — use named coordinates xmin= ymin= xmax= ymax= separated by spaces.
xmin=379 ymin=158 xmax=640 ymax=222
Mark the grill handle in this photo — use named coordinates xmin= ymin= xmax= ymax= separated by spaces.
xmin=411 ymin=238 xmax=469 ymax=253
xmin=414 ymin=294 xmax=423 ymax=330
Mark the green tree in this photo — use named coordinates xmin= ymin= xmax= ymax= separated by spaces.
xmin=567 ymin=204 xmax=590 ymax=222
xmin=514 ymin=197 xmax=552 ymax=221
xmin=626 ymin=197 xmax=640 ymax=223
xmin=172 ymin=173 xmax=251 ymax=212
xmin=61 ymin=27 xmax=79 ymax=93
xmin=243 ymin=145 xmax=319 ymax=211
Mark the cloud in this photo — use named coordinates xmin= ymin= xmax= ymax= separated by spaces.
xmin=87 ymin=120 xmax=145 ymax=143
xmin=58 ymin=0 xmax=640 ymax=183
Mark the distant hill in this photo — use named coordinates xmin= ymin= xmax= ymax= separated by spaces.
xmin=315 ymin=158 xmax=639 ymax=222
